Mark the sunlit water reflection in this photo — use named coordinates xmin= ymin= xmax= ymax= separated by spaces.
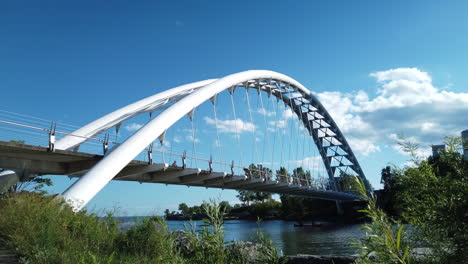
xmin=119 ymin=218 xmax=365 ymax=256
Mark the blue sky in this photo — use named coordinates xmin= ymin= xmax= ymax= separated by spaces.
xmin=1 ymin=0 xmax=468 ymax=215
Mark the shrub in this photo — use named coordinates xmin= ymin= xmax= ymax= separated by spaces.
xmin=353 ymin=178 xmax=412 ymax=264
xmin=0 ymin=192 xmax=118 ymax=263
xmin=0 ymin=193 xmax=282 ymax=263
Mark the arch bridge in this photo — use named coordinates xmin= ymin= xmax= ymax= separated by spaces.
xmin=0 ymin=70 xmax=371 ymax=212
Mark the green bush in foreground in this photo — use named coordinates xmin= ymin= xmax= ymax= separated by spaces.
xmin=353 ymin=178 xmax=412 ymax=264
xmin=393 ymin=137 xmax=468 ymax=263
xmin=355 ymin=136 xmax=468 ymax=263
xmin=0 ymin=192 xmax=282 ymax=264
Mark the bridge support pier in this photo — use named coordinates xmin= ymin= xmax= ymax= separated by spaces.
xmin=0 ymin=169 xmax=19 ymax=193
xmin=0 ymin=169 xmax=35 ymax=193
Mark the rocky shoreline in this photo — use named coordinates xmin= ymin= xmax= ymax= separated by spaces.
xmin=283 ymin=255 xmax=356 ymax=264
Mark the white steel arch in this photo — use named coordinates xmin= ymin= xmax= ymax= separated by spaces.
xmin=60 ymin=70 xmax=370 ymax=211
xmin=55 ymin=79 xmax=217 ymax=150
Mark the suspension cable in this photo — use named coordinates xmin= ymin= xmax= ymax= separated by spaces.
xmin=270 ymin=87 xmax=280 ymax=181
xmin=212 ymin=97 xmax=223 ymax=170
xmin=190 ymin=113 xmax=198 ymax=168
xmin=293 ymin=99 xmax=301 ymax=172
xmin=230 ymin=90 xmax=243 ymax=169
xmin=286 ymin=92 xmax=295 ymax=175
xmin=245 ymin=87 xmax=259 ymax=166
xmin=277 ymin=87 xmax=287 ymax=174
xmin=258 ymin=85 xmax=271 ymax=168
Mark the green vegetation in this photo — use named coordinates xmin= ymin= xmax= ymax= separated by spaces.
xmin=393 ymin=137 xmax=467 ymax=263
xmin=354 ymin=178 xmax=412 ymax=264
xmin=168 ymin=164 xmax=363 ymax=222
xmin=0 ymin=192 xmax=283 ymax=264
xmin=5 ymin=176 xmax=52 ymax=194
xmin=356 ymin=136 xmax=468 ymax=263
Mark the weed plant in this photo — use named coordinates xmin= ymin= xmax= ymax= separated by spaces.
xmin=353 ymin=178 xmax=412 ymax=264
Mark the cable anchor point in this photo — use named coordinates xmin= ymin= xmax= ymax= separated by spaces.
xmin=102 ymin=133 xmax=110 ymax=155
xmin=147 ymin=143 xmax=153 ymax=165
xmin=48 ymin=121 xmax=57 ymax=152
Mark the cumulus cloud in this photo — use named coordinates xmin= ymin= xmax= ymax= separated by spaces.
xmin=186 ymin=135 xmax=200 ymax=143
xmin=317 ymin=67 xmax=468 ymax=157
xmin=282 ymin=109 xmax=295 ymax=119
xmin=204 ymin=117 xmax=256 ymax=134
xmin=268 ymin=120 xmax=287 ymax=130
xmin=257 ymin=108 xmax=275 ymax=117
xmin=124 ymin=123 xmax=143 ymax=132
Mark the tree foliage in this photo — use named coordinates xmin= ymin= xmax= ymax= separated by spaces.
xmin=353 ymin=178 xmax=412 ymax=264
xmin=276 ymin=167 xmax=289 ymax=183
xmin=236 ymin=190 xmax=256 ymax=206
xmin=393 ymin=136 xmax=468 ymax=262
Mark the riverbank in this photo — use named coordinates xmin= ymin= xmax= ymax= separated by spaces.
xmin=166 ymin=199 xmax=368 ymax=224
xmin=118 ymin=218 xmax=364 ymax=256
xmin=0 ymin=192 xmax=368 ymax=263
xmin=0 ymin=192 xmax=286 ymax=263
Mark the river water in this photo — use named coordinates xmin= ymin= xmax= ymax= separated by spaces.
xmin=121 ymin=218 xmax=365 ymax=256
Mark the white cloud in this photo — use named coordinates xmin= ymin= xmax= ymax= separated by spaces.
xmin=284 ymin=156 xmax=332 ymax=175
xmin=268 ymin=120 xmax=287 ymax=129
xmin=316 ymin=67 xmax=468 ymax=157
xmin=282 ymin=109 xmax=294 ymax=119
xmin=124 ymin=123 xmax=143 ymax=132
xmin=186 ymin=135 xmax=200 ymax=143
xmin=370 ymin=67 xmax=431 ymax=83
xmin=257 ymin=108 xmax=275 ymax=117
xmin=204 ymin=117 xmax=256 ymax=134
xmin=173 ymin=136 xmax=181 ymax=143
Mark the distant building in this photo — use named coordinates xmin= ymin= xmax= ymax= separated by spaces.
xmin=462 ymin=129 xmax=468 ymax=161
xmin=431 ymin=129 xmax=468 ymax=160
xmin=431 ymin=144 xmax=445 ymax=157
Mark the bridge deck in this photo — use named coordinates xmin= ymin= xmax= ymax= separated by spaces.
xmin=0 ymin=141 xmax=361 ymax=201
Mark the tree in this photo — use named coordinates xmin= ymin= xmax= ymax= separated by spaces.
xmin=335 ymin=172 xmax=361 ymax=194
xmin=164 ymin=209 xmax=171 ymax=218
xmin=218 ymin=201 xmax=232 ymax=214
xmin=292 ymin=167 xmax=312 ymax=186
xmin=394 ymin=136 xmax=467 ymax=263
xmin=276 ymin=167 xmax=289 ymax=183
xmin=5 ymin=174 xmax=52 ymax=194
xmin=379 ymin=166 xmax=400 ymax=216
xmin=254 ymin=192 xmax=271 ymax=203
xmin=236 ymin=190 xmax=255 ymax=206
xmin=178 ymin=203 xmax=190 ymax=215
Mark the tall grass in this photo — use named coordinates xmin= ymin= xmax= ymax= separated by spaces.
xmin=0 ymin=192 xmax=282 ymax=264
xmin=353 ymin=178 xmax=412 ymax=264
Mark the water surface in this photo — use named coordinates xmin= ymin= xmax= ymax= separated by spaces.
xmin=120 ymin=218 xmax=364 ymax=256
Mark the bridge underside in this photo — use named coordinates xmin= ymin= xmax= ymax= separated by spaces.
xmin=0 ymin=141 xmax=360 ymax=201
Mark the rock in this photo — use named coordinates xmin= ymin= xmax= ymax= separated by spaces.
xmin=282 ymin=254 xmax=357 ymax=264
xmin=227 ymin=241 xmax=275 ymax=264
xmin=173 ymin=230 xmax=193 ymax=253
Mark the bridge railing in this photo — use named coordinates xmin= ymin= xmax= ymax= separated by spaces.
xmin=0 ymin=118 xmax=334 ymax=190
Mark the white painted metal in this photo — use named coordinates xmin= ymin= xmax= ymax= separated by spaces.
xmin=55 ymin=79 xmax=217 ymax=150
xmin=0 ymin=169 xmax=18 ymax=193
xmin=60 ymin=70 xmax=366 ymax=211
